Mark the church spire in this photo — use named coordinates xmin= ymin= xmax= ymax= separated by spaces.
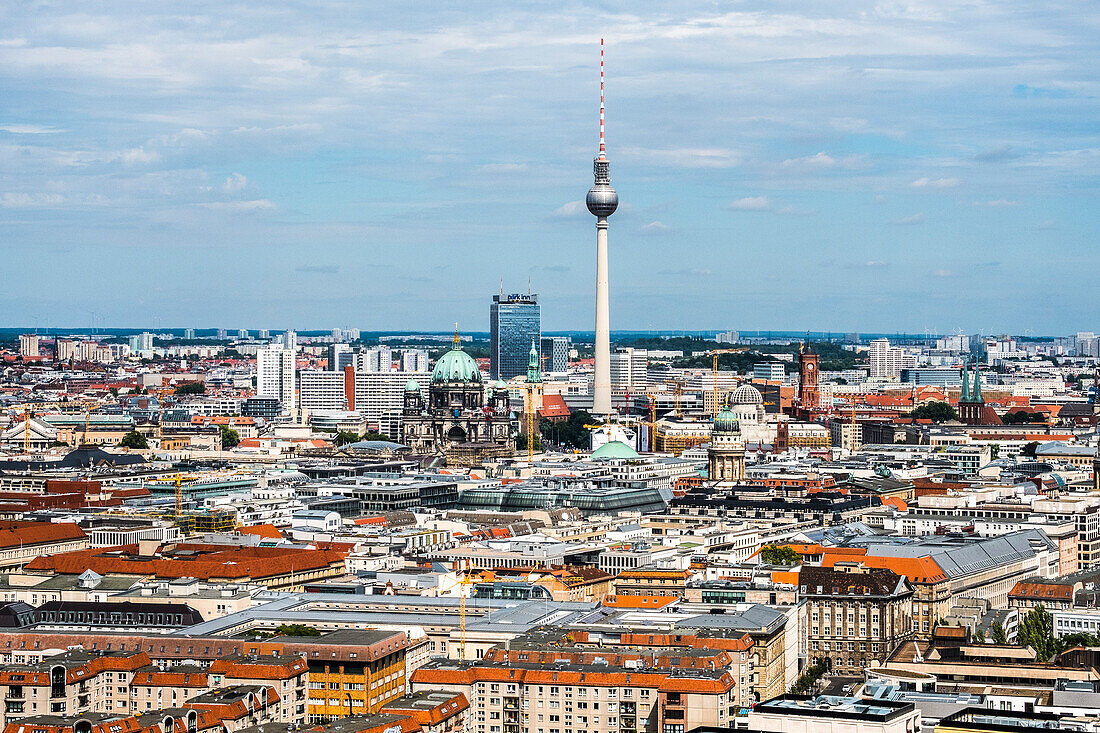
xmin=972 ymin=361 xmax=983 ymax=402
xmin=960 ymin=362 xmax=970 ymax=402
xmin=527 ymin=340 xmax=541 ymax=384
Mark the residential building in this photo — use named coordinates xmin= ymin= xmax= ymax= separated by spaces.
xmin=257 ymin=345 xmax=295 ymax=412
xmin=18 ymin=335 xmax=39 ymax=358
xmin=753 ymin=362 xmax=786 ymax=382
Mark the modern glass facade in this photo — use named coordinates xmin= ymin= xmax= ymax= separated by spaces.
xmin=490 ymin=293 xmax=541 ymax=380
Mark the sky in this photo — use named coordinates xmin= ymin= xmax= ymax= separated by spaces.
xmin=0 ymin=2 xmax=1097 ymax=335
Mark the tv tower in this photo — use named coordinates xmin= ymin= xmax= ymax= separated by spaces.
xmin=586 ymin=38 xmax=618 ymax=418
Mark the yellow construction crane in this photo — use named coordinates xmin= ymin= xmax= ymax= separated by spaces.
xmin=22 ymin=406 xmax=33 ymax=454
xmin=524 ymin=385 xmax=536 ymax=462
xmin=702 ymin=348 xmax=750 ymax=416
xmin=458 ymin=560 xmax=473 ymax=660
xmin=173 ymin=472 xmax=184 ymax=517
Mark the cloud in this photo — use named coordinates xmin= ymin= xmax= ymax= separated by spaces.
xmin=623 ymin=147 xmax=740 ymax=168
xmin=222 ymin=173 xmax=247 ymax=192
xmin=1012 ymin=84 xmax=1071 ymax=99
xmin=118 ymin=146 xmax=160 ymax=165
xmin=0 ymin=192 xmax=65 ymax=207
xmin=729 ymin=196 xmax=770 ymax=211
xmin=197 ymin=199 xmax=276 ymax=212
xmin=780 ymin=152 xmax=868 ymax=171
xmin=530 ymin=264 xmax=570 ymax=273
xmin=1037 ymin=220 xmax=1058 ymax=230
xmin=973 ymin=199 xmax=1018 ymax=207
xmin=641 ymin=220 xmax=670 ymax=233
xmin=911 ymin=177 xmax=959 ymax=188
xmin=863 ymin=260 xmax=888 ymax=269
xmin=974 ymin=145 xmax=1019 ymax=163
xmin=933 ymin=269 xmax=954 ymax=277
xmin=551 ymin=200 xmax=587 ymax=218
xmin=0 ymin=124 xmax=64 ymax=134
xmin=892 ymin=213 xmax=926 ymax=225
xmin=295 ymin=264 xmax=339 ymax=274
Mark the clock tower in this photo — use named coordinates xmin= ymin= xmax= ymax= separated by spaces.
xmin=799 ymin=345 xmax=820 ymax=410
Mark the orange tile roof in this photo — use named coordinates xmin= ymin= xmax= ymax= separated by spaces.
xmin=237 ymin=524 xmax=283 ymax=539
xmin=1009 ymin=581 xmax=1073 ymax=601
xmin=821 ymin=550 xmax=948 ymax=584
xmin=0 ymin=521 xmax=86 ymax=550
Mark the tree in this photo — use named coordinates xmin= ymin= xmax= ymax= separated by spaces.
xmin=108 ymin=387 xmax=119 ymax=397
xmin=255 ymin=623 xmax=321 ymax=639
xmin=1002 ymin=410 xmax=1045 ymax=424
xmin=1059 ymin=632 xmax=1100 ymax=650
xmin=1022 ymin=441 xmax=1040 ymax=458
xmin=991 ymin=621 xmax=1008 ymax=645
xmin=973 ymin=629 xmax=986 ymax=643
xmin=548 ymin=410 xmax=594 ymax=450
xmin=333 ymin=430 xmax=361 ymax=446
xmin=174 ymin=382 xmax=206 ymax=395
xmin=517 ymin=433 xmax=544 ymax=452
xmin=119 ymin=430 xmax=148 ymax=449
xmin=1018 ymin=605 xmax=1058 ymax=661
xmin=758 ymin=544 xmax=801 ymax=566
xmin=219 ymin=424 xmax=240 ymax=449
xmin=361 ymin=430 xmax=391 ymax=442
xmin=907 ymin=401 xmax=958 ymax=422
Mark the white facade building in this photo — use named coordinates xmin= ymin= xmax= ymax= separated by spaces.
xmin=299 ymin=370 xmax=348 ymax=412
xmin=257 ymin=345 xmax=296 ymax=411
xmin=19 ymin=334 xmax=39 ymax=357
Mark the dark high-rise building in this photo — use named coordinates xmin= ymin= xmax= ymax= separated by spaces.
xmin=490 ymin=293 xmax=540 ymax=380
xmin=540 ymin=336 xmax=571 ymax=373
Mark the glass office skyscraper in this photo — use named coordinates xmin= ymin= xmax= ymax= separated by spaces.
xmin=490 ymin=293 xmax=541 ymax=380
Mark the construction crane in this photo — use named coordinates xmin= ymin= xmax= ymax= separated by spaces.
xmin=702 ymin=348 xmax=750 ymax=416
xmin=524 ymin=385 xmax=536 ymax=462
xmin=458 ymin=560 xmax=473 ymax=660
xmin=664 ymin=380 xmax=685 ymax=418
xmin=173 ymin=472 xmax=184 ymax=517
xmin=22 ymin=406 xmax=33 ymax=454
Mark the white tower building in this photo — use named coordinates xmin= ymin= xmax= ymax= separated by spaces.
xmin=586 ymin=39 xmax=619 ymax=418
xmin=257 ymin=345 xmax=296 ymax=412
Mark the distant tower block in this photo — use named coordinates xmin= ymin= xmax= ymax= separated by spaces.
xmin=586 ymin=38 xmax=619 ymax=418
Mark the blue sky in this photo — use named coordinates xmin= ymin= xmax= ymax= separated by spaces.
xmin=0 ymin=2 xmax=1097 ymax=334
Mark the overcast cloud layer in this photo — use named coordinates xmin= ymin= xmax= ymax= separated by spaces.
xmin=1 ymin=2 xmax=1097 ymax=334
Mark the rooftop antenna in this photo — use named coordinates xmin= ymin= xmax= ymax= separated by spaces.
xmin=500 ymin=278 xmax=504 ymax=297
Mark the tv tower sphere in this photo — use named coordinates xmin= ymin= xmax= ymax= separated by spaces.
xmin=586 ymin=161 xmax=618 ymax=217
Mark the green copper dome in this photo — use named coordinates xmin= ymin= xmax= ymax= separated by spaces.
xmin=591 ymin=440 xmax=640 ymax=459
xmin=713 ymin=407 xmax=740 ymax=434
xmin=404 ymin=379 xmax=421 ymax=392
xmin=431 ymin=346 xmax=483 ymax=384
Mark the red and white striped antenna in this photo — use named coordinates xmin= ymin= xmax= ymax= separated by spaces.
xmin=599 ymin=38 xmax=606 ymax=159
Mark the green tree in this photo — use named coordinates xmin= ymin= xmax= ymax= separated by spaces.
xmin=907 ymin=401 xmax=958 ymax=422
xmin=758 ymin=544 xmax=801 ymax=566
xmin=973 ymin=629 xmax=986 ymax=643
xmin=119 ymin=430 xmax=149 ymax=449
xmin=174 ymin=382 xmax=206 ymax=395
xmin=991 ymin=621 xmax=1008 ymax=645
xmin=1002 ymin=411 xmax=1045 ymax=424
xmin=541 ymin=410 xmax=594 ymax=450
xmin=255 ymin=623 xmax=321 ymax=639
xmin=1059 ymin=632 xmax=1100 ymax=649
xmin=333 ymin=430 xmax=361 ymax=446
xmin=1018 ymin=605 xmax=1058 ymax=661
xmin=219 ymin=424 xmax=240 ymax=449
xmin=1022 ymin=441 xmax=1040 ymax=458
xmin=361 ymin=430 xmax=392 ymax=441
xmin=108 ymin=387 xmax=119 ymax=397
xmin=517 ymin=433 xmax=544 ymax=452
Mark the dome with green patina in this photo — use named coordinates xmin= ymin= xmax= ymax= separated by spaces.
xmin=404 ymin=379 xmax=421 ymax=392
xmin=431 ymin=346 xmax=483 ymax=384
xmin=590 ymin=440 xmax=640 ymax=459
xmin=713 ymin=407 xmax=740 ymax=434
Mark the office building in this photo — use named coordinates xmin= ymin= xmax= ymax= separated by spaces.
xmin=716 ymin=330 xmax=740 ymax=344
xmin=257 ymin=345 xmax=295 ymax=412
xmin=354 ymin=370 xmax=431 ymax=437
xmin=183 ymin=328 xmax=196 ymax=339
xmin=489 ymin=292 xmax=540 ymax=380
xmin=328 ymin=343 xmax=354 ymax=371
xmin=610 ymin=347 xmax=647 ymax=397
xmin=18 ymin=334 xmax=39 ymax=358
xmin=540 ymin=336 xmax=571 ymax=373
xmin=300 ymin=370 xmax=351 ymax=412
xmin=753 ymin=362 xmax=786 ymax=382
xmin=216 ymin=328 xmax=227 ymax=339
